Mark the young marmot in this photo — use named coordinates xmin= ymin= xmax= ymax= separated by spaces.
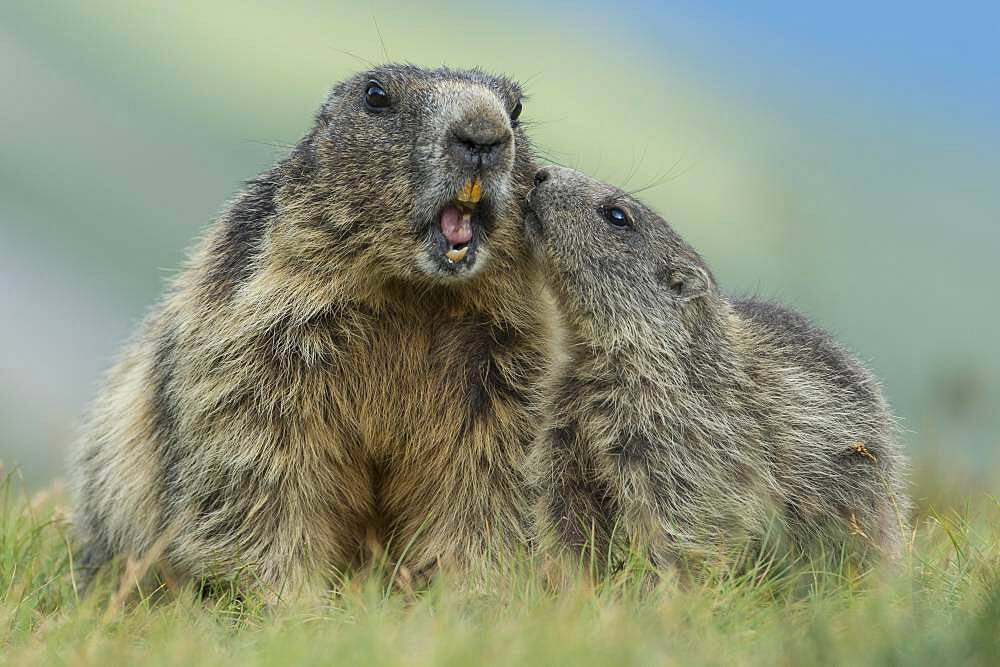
xmin=71 ymin=65 xmax=556 ymax=598
xmin=527 ymin=166 xmax=909 ymax=573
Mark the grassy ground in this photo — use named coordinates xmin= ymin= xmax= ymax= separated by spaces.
xmin=2 ymin=467 xmax=998 ymax=666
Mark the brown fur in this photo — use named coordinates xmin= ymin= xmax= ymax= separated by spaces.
xmin=527 ymin=167 xmax=910 ymax=575
xmin=70 ymin=65 xmax=557 ymax=599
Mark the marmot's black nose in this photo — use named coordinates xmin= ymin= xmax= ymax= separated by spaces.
xmin=449 ymin=123 xmax=511 ymax=170
xmin=533 ymin=169 xmax=550 ymax=186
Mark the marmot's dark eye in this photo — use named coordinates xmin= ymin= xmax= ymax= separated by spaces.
xmin=602 ymin=206 xmax=631 ymax=228
xmin=510 ymin=100 xmax=523 ymax=125
xmin=364 ymin=82 xmax=390 ymax=111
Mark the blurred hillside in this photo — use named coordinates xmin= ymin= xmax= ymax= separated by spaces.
xmin=1 ymin=1 xmax=998 ymax=485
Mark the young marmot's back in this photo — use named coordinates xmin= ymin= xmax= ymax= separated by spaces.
xmin=526 ymin=166 xmax=909 ymax=572
xmin=70 ymin=65 xmax=556 ymax=599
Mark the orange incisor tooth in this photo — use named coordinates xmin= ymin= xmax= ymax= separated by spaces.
xmin=457 ymin=179 xmax=482 ymax=206
xmin=446 ymin=247 xmax=468 ymax=262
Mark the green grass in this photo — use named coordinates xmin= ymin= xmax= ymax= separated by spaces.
xmin=2 ymin=468 xmax=998 ymax=666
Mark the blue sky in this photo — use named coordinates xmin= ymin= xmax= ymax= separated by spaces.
xmin=581 ymin=1 xmax=1000 ymax=133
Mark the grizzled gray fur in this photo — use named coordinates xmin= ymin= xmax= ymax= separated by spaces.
xmin=527 ymin=166 xmax=909 ymax=573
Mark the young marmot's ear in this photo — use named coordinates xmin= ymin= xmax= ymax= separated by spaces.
xmin=657 ymin=265 xmax=712 ymax=302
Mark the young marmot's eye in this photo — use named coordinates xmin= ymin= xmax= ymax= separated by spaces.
xmin=510 ymin=100 xmax=523 ymax=125
xmin=602 ymin=206 xmax=631 ymax=228
xmin=364 ymin=82 xmax=390 ymax=111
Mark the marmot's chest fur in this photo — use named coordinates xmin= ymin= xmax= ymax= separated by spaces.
xmin=339 ymin=300 xmax=543 ymax=456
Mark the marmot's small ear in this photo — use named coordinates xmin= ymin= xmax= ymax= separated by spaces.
xmin=658 ymin=265 xmax=712 ymax=302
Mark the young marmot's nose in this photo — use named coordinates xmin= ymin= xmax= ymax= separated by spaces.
xmin=448 ymin=119 xmax=511 ymax=171
xmin=533 ymin=169 xmax=550 ymax=186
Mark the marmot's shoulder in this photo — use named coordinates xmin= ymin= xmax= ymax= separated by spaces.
xmin=732 ymin=296 xmax=876 ymax=401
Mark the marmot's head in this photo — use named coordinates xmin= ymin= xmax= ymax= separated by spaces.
xmin=525 ymin=166 xmax=719 ymax=342
xmin=286 ymin=65 xmax=533 ymax=285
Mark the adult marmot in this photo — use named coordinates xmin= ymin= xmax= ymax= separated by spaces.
xmin=71 ymin=65 xmax=555 ymax=598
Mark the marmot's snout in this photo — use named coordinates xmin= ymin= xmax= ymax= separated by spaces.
xmin=525 ymin=165 xmax=574 ymax=235
xmin=420 ymin=84 xmax=524 ymax=278
xmin=447 ymin=113 xmax=512 ymax=171
xmin=524 ymin=168 xmax=550 ymax=238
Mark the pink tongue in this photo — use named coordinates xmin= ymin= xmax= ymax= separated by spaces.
xmin=439 ymin=206 xmax=472 ymax=245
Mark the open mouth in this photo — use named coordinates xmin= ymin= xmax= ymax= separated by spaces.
xmin=430 ymin=178 xmax=485 ymax=271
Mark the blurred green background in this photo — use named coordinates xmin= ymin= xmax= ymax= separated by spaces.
xmin=1 ymin=1 xmax=998 ymax=487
